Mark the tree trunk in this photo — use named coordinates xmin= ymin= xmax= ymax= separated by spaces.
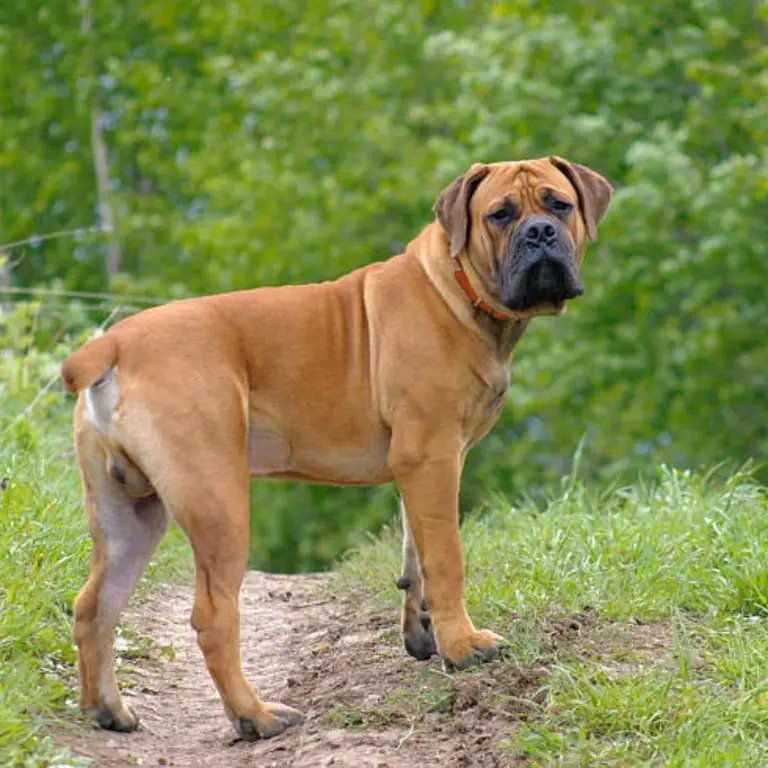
xmin=81 ymin=0 xmax=121 ymax=283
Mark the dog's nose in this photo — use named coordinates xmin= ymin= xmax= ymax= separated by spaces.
xmin=520 ymin=216 xmax=557 ymax=246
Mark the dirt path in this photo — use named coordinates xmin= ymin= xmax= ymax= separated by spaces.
xmin=55 ymin=572 xmax=534 ymax=767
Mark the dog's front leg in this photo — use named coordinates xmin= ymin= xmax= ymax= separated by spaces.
xmin=396 ymin=500 xmax=437 ymax=660
xmin=389 ymin=432 xmax=504 ymax=670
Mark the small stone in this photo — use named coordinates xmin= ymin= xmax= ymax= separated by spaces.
xmin=324 ymin=728 xmax=346 ymax=747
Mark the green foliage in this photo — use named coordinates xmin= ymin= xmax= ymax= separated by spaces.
xmin=516 ymin=659 xmax=768 ymax=765
xmin=1 ymin=0 xmax=766 ymax=569
xmin=249 ymin=482 xmax=398 ymax=572
xmin=0 ymin=426 xmax=88 ymax=766
xmin=0 ymin=307 xmax=189 ymax=766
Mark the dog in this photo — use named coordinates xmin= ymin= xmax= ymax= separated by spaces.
xmin=61 ymin=156 xmax=612 ymax=739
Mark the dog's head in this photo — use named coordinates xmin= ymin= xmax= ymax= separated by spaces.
xmin=434 ymin=157 xmax=612 ymax=316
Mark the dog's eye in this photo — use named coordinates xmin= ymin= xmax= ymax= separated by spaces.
xmin=486 ymin=204 xmax=516 ymax=226
xmin=549 ymin=198 xmax=573 ymax=216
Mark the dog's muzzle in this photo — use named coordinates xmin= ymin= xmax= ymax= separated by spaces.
xmin=500 ymin=216 xmax=583 ymax=310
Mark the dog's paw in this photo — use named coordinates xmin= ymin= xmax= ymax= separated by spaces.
xmin=440 ymin=628 xmax=507 ymax=671
xmin=87 ymin=706 xmax=139 ymax=733
xmin=236 ymin=702 xmax=304 ymax=741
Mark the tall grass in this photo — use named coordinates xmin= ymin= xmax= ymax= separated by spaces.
xmin=341 ymin=465 xmax=768 ymax=622
xmin=0 ymin=420 xmax=89 ymax=764
xmin=462 ymin=465 xmax=768 ymax=622
xmin=338 ymin=466 xmax=768 ymax=764
xmin=0 ymin=304 xmax=188 ymax=765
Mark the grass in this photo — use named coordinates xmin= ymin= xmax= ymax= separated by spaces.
xmin=0 ymin=409 xmax=190 ymax=766
xmin=337 ymin=465 xmax=768 ymax=765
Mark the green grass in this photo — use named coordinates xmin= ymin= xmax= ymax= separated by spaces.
xmin=0 ymin=411 xmax=190 ymax=766
xmin=337 ymin=466 xmax=768 ymax=765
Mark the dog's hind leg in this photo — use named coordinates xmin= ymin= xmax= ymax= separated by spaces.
xmin=396 ymin=501 xmax=437 ymax=660
xmin=166 ymin=460 xmax=304 ymax=740
xmin=73 ymin=424 xmax=167 ymax=731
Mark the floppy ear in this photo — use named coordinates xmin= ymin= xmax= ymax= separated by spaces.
xmin=433 ymin=163 xmax=490 ymax=258
xmin=549 ymin=156 xmax=612 ymax=241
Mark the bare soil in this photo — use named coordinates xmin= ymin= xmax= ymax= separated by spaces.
xmin=53 ymin=573 xmax=672 ymax=767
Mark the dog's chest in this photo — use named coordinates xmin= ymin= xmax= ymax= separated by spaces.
xmin=466 ymin=364 xmax=510 ymax=445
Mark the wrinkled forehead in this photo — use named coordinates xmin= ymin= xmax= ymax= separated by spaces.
xmin=473 ymin=158 xmax=575 ymax=208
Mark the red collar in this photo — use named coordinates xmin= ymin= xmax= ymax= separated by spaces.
xmin=453 ymin=259 xmax=512 ymax=321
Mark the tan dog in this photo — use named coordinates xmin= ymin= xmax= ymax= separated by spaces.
xmin=62 ymin=156 xmax=611 ymax=739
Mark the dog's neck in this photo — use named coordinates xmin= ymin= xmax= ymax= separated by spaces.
xmin=411 ymin=222 xmax=530 ymax=360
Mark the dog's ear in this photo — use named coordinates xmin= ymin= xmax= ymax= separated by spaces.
xmin=549 ymin=156 xmax=612 ymax=241
xmin=433 ymin=163 xmax=490 ymax=258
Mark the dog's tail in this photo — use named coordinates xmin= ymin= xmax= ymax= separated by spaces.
xmin=61 ymin=333 xmax=119 ymax=395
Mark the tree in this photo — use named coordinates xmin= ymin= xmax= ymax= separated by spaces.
xmin=1 ymin=0 xmax=766 ymax=569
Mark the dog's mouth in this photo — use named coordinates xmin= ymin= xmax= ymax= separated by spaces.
xmin=500 ymin=252 xmax=583 ymax=313
xmin=517 ymin=298 xmax=568 ymax=317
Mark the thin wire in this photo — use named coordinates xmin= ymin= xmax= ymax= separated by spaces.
xmin=0 ymin=302 xmax=128 ymax=438
xmin=0 ymin=224 xmax=177 ymax=432
xmin=0 ymin=286 xmax=169 ymax=305
xmin=0 ymin=371 xmax=63 ymax=439
xmin=1 ymin=301 xmax=138 ymax=315
xmin=0 ymin=225 xmax=109 ymax=255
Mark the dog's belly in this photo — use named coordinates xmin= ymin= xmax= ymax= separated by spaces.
xmin=247 ymin=420 xmax=392 ymax=486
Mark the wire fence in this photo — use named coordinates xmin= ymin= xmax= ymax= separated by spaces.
xmin=0 ymin=225 xmax=180 ymax=433
xmin=0 ymin=225 xmax=176 ymax=310
xmin=0 ymin=285 xmax=168 ymax=306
